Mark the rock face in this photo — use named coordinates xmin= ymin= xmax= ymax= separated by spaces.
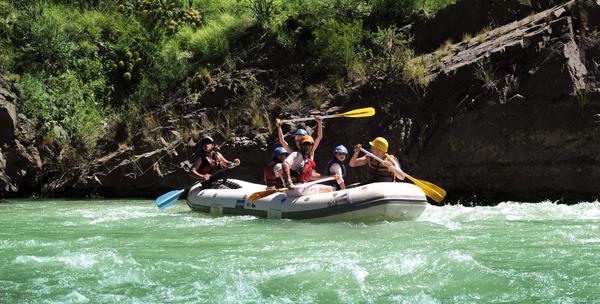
xmin=2 ymin=0 xmax=600 ymax=204
xmin=0 ymin=75 xmax=17 ymax=145
xmin=404 ymin=0 xmax=600 ymax=202
xmin=412 ymin=0 xmax=533 ymax=54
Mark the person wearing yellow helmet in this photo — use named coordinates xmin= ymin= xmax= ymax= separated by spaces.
xmin=275 ymin=116 xmax=324 ymax=153
xmin=282 ymin=135 xmax=320 ymax=188
xmin=349 ymin=137 xmax=406 ymax=183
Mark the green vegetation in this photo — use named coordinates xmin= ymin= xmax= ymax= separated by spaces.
xmin=0 ymin=0 xmax=457 ymax=160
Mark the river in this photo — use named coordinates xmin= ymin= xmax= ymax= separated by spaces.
xmin=1 ymin=199 xmax=600 ymax=303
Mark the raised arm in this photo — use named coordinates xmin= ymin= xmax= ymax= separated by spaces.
xmin=312 ymin=115 xmax=324 ymax=153
xmin=276 ymin=119 xmax=293 ymax=153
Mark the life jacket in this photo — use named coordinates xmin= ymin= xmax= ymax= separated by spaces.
xmin=325 ymin=158 xmax=346 ymax=190
xmin=198 ymin=151 xmax=219 ymax=175
xmin=290 ymin=153 xmax=316 ymax=183
xmin=366 ymin=154 xmax=396 ymax=183
xmin=264 ymin=160 xmax=284 ymax=188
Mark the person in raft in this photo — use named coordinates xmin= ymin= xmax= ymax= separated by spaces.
xmin=282 ymin=135 xmax=321 ymax=189
xmin=325 ymin=145 xmax=348 ymax=190
xmin=264 ymin=147 xmax=289 ymax=189
xmin=275 ymin=116 xmax=324 ymax=153
xmin=190 ymin=136 xmax=240 ymax=186
xmin=349 ymin=137 xmax=406 ymax=183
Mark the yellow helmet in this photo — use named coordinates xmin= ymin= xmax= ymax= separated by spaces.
xmin=369 ymin=137 xmax=389 ymax=153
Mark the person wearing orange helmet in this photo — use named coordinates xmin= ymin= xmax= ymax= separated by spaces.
xmin=275 ymin=116 xmax=324 ymax=153
xmin=282 ymin=135 xmax=320 ymax=188
xmin=349 ymin=137 xmax=406 ymax=183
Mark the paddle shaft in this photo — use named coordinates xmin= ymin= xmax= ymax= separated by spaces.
xmin=360 ymin=148 xmax=446 ymax=203
xmin=294 ymin=176 xmax=336 ymax=188
xmin=359 ymin=148 xmax=403 ymax=176
xmin=280 ymin=114 xmax=337 ymax=123
xmin=248 ymin=176 xmax=337 ymax=202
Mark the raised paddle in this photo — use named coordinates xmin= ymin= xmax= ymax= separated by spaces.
xmin=247 ymin=176 xmax=338 ymax=202
xmin=155 ymin=163 xmax=238 ymax=210
xmin=359 ymin=148 xmax=446 ymax=203
xmin=280 ymin=107 xmax=375 ymax=123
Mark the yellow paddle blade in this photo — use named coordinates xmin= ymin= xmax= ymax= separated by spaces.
xmin=248 ymin=188 xmax=288 ymax=202
xmin=334 ymin=107 xmax=375 ymax=118
xmin=406 ymin=175 xmax=446 ymax=203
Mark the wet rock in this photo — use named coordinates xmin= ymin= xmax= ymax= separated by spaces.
xmin=0 ymin=101 xmax=16 ymax=145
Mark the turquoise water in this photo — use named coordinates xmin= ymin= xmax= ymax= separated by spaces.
xmin=1 ymin=199 xmax=600 ymax=303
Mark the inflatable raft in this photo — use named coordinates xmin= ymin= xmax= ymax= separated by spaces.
xmin=186 ymin=179 xmax=427 ymax=221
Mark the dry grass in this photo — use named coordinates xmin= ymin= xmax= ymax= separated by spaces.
xmin=403 ymin=55 xmax=429 ymax=88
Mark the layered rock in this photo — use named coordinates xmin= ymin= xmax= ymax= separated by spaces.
xmin=404 ymin=0 xmax=600 ymax=202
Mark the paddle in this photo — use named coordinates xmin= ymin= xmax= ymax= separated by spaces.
xmin=359 ymin=148 xmax=446 ymax=203
xmin=155 ymin=164 xmax=238 ymax=210
xmin=280 ymin=107 xmax=375 ymax=123
xmin=247 ymin=176 xmax=338 ymax=202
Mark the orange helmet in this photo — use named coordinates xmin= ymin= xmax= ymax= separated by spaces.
xmin=299 ymin=135 xmax=314 ymax=145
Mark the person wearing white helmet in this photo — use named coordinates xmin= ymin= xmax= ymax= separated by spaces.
xmin=349 ymin=137 xmax=405 ymax=183
xmin=190 ymin=136 xmax=241 ymax=185
xmin=275 ymin=115 xmax=324 ymax=153
xmin=325 ymin=145 xmax=348 ymax=190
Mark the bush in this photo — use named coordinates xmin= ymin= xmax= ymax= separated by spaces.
xmin=177 ymin=13 xmax=253 ymax=63
xmin=17 ymin=71 xmax=107 ymax=151
xmin=312 ymin=19 xmax=365 ymax=74
xmin=367 ymin=26 xmax=412 ymax=76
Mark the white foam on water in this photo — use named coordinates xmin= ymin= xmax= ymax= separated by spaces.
xmin=580 ymin=237 xmax=600 ymax=244
xmin=56 ymin=290 xmax=90 ymax=304
xmin=383 ymin=254 xmax=426 ymax=275
xmin=15 ymin=252 xmax=98 ymax=268
xmin=76 ymin=236 xmax=106 ymax=243
xmin=388 ymin=291 xmax=442 ymax=304
xmin=169 ymin=215 xmax=258 ymax=229
xmin=13 ymin=249 xmax=138 ymax=270
xmin=419 ymin=201 xmax=600 ymax=226
xmin=331 ymin=258 xmax=369 ymax=285
xmin=87 ymin=208 xmax=162 ymax=224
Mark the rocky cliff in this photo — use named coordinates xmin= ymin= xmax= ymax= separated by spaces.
xmin=2 ymin=0 xmax=599 ymax=203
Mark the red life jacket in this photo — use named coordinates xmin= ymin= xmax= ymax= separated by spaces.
xmin=293 ymin=158 xmax=316 ymax=183
xmin=198 ymin=151 xmax=219 ymax=174
xmin=264 ymin=161 xmax=278 ymax=187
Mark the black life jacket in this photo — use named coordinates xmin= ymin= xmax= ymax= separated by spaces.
xmin=326 ymin=158 xmax=346 ymax=190
xmin=366 ymin=154 xmax=396 ymax=183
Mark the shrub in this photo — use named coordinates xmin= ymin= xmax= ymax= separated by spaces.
xmin=17 ymin=71 xmax=107 ymax=151
xmin=250 ymin=0 xmax=274 ymax=29
xmin=367 ymin=26 xmax=412 ymax=76
xmin=176 ymin=13 xmax=252 ymax=63
xmin=369 ymin=0 xmax=417 ymax=26
xmin=312 ymin=19 xmax=365 ymax=74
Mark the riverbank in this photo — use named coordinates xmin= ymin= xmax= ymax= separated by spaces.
xmin=1 ymin=0 xmax=599 ymax=204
